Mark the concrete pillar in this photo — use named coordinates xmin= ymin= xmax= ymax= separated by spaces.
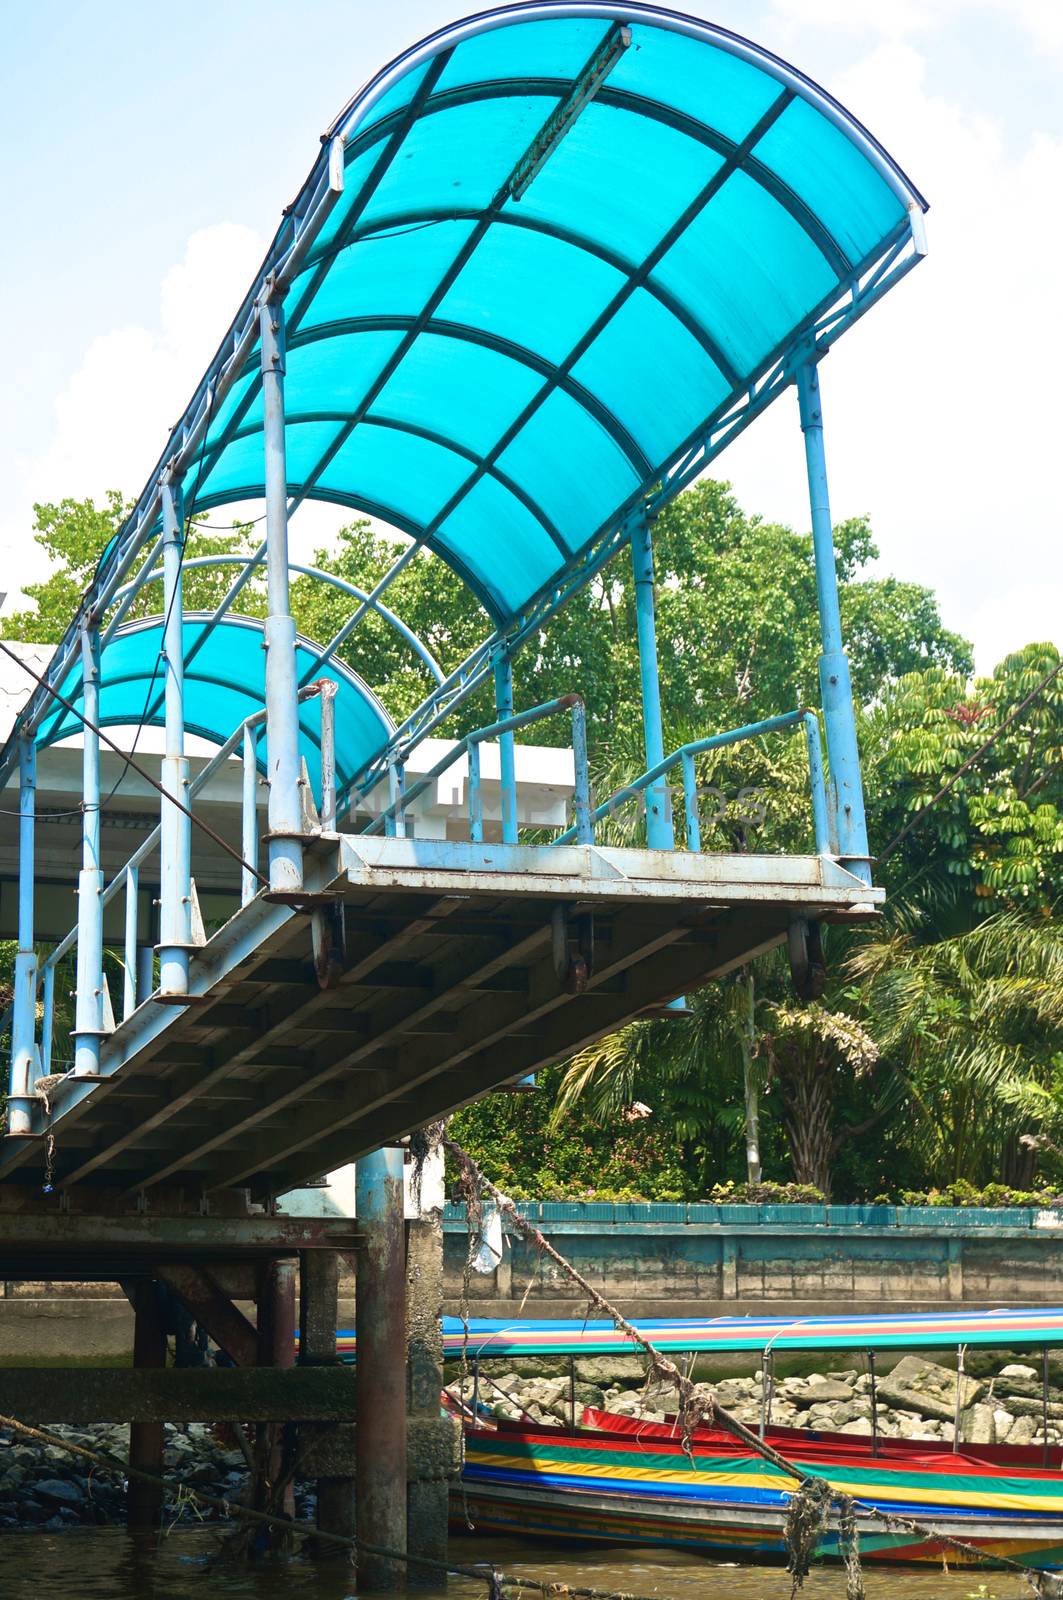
xmin=406 ymin=1211 xmax=449 ymax=1584
xmin=299 ymin=1249 xmax=355 ymax=1538
xmin=356 ymin=1147 xmax=407 ymax=1590
xmin=128 ymin=1278 xmax=166 ymax=1529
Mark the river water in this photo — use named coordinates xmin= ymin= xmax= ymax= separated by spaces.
xmin=0 ymin=1529 xmax=1027 ymax=1600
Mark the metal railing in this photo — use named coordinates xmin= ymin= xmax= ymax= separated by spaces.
xmin=362 ymin=693 xmax=593 ymax=846
xmin=554 ymin=708 xmax=831 ymax=853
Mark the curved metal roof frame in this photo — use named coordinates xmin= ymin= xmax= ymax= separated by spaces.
xmin=37 ymin=613 xmax=397 ymax=797
xmin=4 ymin=1 xmax=927 ymax=788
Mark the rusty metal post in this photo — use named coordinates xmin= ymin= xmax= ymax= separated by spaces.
xmin=299 ymin=1249 xmax=355 ymax=1539
xmin=256 ymin=1258 xmax=297 ymax=1529
xmin=128 ymin=1278 xmax=166 ymax=1529
xmin=356 ymin=1147 xmax=407 ymax=1589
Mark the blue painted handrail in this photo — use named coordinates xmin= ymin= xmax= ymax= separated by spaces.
xmin=554 ymin=707 xmax=831 ymax=853
xmin=363 ymin=693 xmax=593 ymax=845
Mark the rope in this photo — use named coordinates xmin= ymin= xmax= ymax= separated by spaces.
xmin=0 ymin=1412 xmax=679 ymax=1600
xmin=444 ymin=1134 xmax=1063 ymax=1597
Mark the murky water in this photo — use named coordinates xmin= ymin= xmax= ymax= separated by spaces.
xmin=0 ymin=1529 xmax=1029 ymax=1600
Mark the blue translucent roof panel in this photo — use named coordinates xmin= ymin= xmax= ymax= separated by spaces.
xmin=177 ymin=3 xmax=925 ymax=625
xmin=37 ymin=616 xmax=395 ymax=801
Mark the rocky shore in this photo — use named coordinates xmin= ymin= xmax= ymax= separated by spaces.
xmin=0 ymin=1423 xmax=312 ymax=1531
xmin=448 ymin=1353 xmax=1063 ymax=1450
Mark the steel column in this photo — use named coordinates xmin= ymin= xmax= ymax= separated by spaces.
xmin=241 ymin=729 xmax=260 ymax=906
xmin=260 ymin=296 xmax=304 ymax=895
xmin=123 ymin=865 xmax=139 ymax=1020
xmin=492 ymin=648 xmax=518 ymax=844
xmin=8 ymin=737 xmax=37 ymax=1134
xmin=796 ymin=361 xmax=871 ymax=885
xmin=128 ymin=1278 xmax=166 ymax=1529
xmin=630 ymin=519 xmax=674 ymax=849
xmin=74 ymin=622 xmax=106 ymax=1076
xmin=356 ymin=1145 xmax=407 ymax=1589
xmin=158 ymin=474 xmax=191 ymax=998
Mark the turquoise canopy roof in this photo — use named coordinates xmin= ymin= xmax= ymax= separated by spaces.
xmin=37 ymin=615 xmax=395 ymax=799
xmin=191 ymin=1 xmax=925 ymax=624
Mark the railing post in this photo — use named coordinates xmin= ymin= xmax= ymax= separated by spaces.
xmin=802 ymin=711 xmax=832 ymax=856
xmin=680 ymin=748 xmax=701 ymax=853
xmin=260 ymin=292 xmax=304 ymax=896
xmin=467 ymin=739 xmax=483 ymax=842
xmin=74 ymin=620 xmax=106 ymax=1076
xmin=630 ymin=517 xmax=674 ymax=850
xmin=570 ymin=700 xmax=593 ymax=845
xmin=123 ymin=864 xmax=139 ymax=1019
xmin=319 ymin=679 xmax=337 ymax=832
xmin=385 ymin=759 xmax=405 ymax=839
xmin=157 ymin=471 xmax=192 ymax=1000
xmin=492 ymin=647 xmax=518 ymax=844
xmin=796 ymin=361 xmax=871 ymax=885
xmin=241 ymin=729 xmax=260 ymax=906
xmin=9 ymin=735 xmax=37 ymax=1133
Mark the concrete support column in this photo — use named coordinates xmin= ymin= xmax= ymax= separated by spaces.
xmin=796 ymin=361 xmax=871 ymax=886
xmin=299 ymin=1249 xmax=355 ymax=1538
xmin=128 ymin=1278 xmax=166 ymax=1529
xmin=406 ymin=1210 xmax=450 ymax=1584
xmin=356 ymin=1147 xmax=407 ymax=1590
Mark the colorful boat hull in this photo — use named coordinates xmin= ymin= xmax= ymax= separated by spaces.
xmin=455 ymin=1411 xmax=1063 ymax=1570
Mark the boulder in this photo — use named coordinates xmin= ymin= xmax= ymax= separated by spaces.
xmin=961 ymin=1403 xmax=997 ymax=1444
xmin=839 ymin=1418 xmax=873 ymax=1436
xmin=34 ymin=1478 xmax=84 ymax=1509
xmin=878 ymin=1356 xmax=983 ymax=1421
xmin=1006 ymin=1416 xmax=1038 ymax=1447
xmin=1000 ymin=1364 xmax=1038 ymax=1381
xmin=574 ymin=1357 xmax=645 ymax=1385
xmin=792 ymin=1380 xmax=855 ymax=1404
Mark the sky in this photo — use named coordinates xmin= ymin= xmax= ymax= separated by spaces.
xmin=0 ymin=0 xmax=1059 ymax=673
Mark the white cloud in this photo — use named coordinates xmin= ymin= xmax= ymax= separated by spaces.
xmin=4 ymin=222 xmax=265 ymax=598
xmin=715 ymin=31 xmax=1063 ymax=672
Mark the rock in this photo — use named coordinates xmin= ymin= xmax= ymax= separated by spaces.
xmin=34 ymin=1477 xmax=84 ymax=1509
xmin=1006 ymin=1416 xmax=1038 ymax=1446
xmin=839 ymin=1418 xmax=873 ymax=1436
xmin=996 ymin=1395 xmax=1063 ymax=1419
xmin=878 ymin=1355 xmax=983 ymax=1421
xmin=961 ymin=1403 xmax=997 ymax=1444
xmin=574 ymin=1357 xmax=645 ymax=1385
xmin=1000 ymin=1364 xmax=1038 ymax=1380
xmin=830 ymin=1401 xmax=871 ymax=1426
xmin=792 ymin=1380 xmax=854 ymax=1403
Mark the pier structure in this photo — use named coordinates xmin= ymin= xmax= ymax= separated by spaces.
xmin=0 ymin=3 xmax=926 ymax=1580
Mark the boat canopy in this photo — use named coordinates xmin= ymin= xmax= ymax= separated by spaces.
xmin=324 ymin=1308 xmax=1063 ymax=1360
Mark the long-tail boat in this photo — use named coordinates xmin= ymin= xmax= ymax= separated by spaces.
xmin=446 ymin=1308 xmax=1063 ymax=1570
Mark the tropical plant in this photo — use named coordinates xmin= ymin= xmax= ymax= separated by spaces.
xmin=849 ymin=913 xmax=1063 ymax=1187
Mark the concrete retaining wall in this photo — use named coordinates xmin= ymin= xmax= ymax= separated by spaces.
xmin=443 ymin=1203 xmax=1063 ymax=1318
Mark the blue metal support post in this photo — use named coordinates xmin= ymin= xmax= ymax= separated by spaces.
xmin=493 ymin=647 xmax=518 ymax=844
xmin=260 ymin=294 xmax=304 ymax=896
xmin=796 ymin=361 xmax=872 ymax=886
xmin=157 ymin=472 xmax=192 ymax=999
xmin=8 ymin=736 xmax=37 ymax=1133
xmin=74 ymin=621 xmax=106 ymax=1075
xmin=630 ymin=518 xmax=674 ymax=850
xmin=355 ymin=1146 xmax=407 ymax=1588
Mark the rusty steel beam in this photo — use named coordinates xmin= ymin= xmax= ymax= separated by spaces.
xmin=128 ymin=1279 xmax=166 ymax=1529
xmin=156 ymin=1264 xmax=258 ymax=1367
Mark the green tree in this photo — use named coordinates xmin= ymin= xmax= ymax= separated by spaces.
xmin=850 ymin=913 xmax=1063 ymax=1187
xmin=1 ymin=494 xmax=262 ymax=645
